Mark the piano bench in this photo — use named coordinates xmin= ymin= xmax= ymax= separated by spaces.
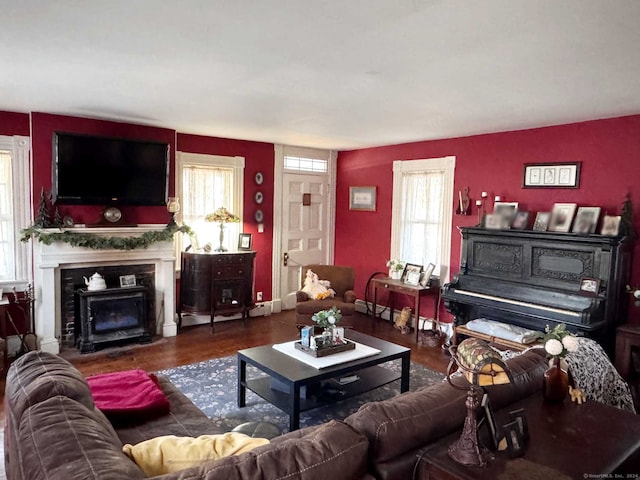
xmin=455 ymin=325 xmax=542 ymax=352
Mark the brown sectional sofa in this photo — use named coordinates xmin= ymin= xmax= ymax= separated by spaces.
xmin=5 ymin=347 xmax=550 ymax=479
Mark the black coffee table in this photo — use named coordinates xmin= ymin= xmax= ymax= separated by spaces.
xmin=237 ymin=330 xmax=410 ymax=431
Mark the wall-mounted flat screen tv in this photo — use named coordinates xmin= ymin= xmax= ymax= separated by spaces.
xmin=52 ymin=132 xmax=169 ymax=206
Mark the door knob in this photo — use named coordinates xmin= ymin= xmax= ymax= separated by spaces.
xmin=283 ymin=252 xmax=289 ymax=266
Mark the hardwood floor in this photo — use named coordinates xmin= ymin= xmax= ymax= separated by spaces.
xmin=0 ymin=310 xmax=451 ymax=420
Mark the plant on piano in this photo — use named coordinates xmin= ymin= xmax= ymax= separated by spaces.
xmin=542 ymin=323 xmax=579 ymax=359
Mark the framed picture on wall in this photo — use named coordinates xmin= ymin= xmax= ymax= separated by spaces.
xmin=349 ymin=186 xmax=377 ymax=211
xmin=523 ymin=162 xmax=581 ymax=188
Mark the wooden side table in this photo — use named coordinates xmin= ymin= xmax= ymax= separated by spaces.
xmin=415 ymin=393 xmax=640 ymax=479
xmin=371 ymin=277 xmax=439 ymax=343
xmin=615 ymin=323 xmax=640 ymax=379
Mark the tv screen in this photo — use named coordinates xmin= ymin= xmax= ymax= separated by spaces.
xmin=52 ymin=132 xmax=169 ymax=206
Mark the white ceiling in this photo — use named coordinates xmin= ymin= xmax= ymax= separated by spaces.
xmin=2 ymin=1 xmax=640 ymax=150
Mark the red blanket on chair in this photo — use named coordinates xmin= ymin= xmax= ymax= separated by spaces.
xmin=87 ymin=369 xmax=170 ymax=424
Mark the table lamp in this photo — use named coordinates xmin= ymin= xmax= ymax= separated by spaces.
xmin=446 ymin=338 xmax=512 ymax=467
xmin=204 ymin=206 xmax=240 ymax=252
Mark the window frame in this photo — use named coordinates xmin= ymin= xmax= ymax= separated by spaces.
xmin=390 ymin=156 xmax=455 ymax=283
xmin=0 ymin=135 xmax=31 ymax=287
xmin=175 ymin=152 xmax=244 ymax=258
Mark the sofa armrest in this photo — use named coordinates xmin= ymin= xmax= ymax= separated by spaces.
xmin=296 ymin=291 xmax=310 ymax=302
xmin=344 ymin=289 xmax=357 ymax=303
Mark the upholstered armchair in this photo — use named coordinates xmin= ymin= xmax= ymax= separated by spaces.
xmin=295 ymin=265 xmax=356 ymax=329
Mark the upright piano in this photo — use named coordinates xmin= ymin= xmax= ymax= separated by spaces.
xmin=442 ymin=227 xmax=633 ymax=356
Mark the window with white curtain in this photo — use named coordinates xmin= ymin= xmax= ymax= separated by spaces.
xmin=0 ymin=150 xmax=15 ymax=280
xmin=390 ymin=156 xmax=455 ymax=282
xmin=176 ymin=152 xmax=244 ymax=255
xmin=0 ymin=136 xmax=31 ymax=285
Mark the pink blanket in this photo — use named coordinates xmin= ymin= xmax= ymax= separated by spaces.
xmin=87 ymin=369 xmax=170 ymax=423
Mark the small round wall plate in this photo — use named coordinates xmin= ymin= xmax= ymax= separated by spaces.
xmin=254 ymin=191 xmax=264 ymax=204
xmin=255 ymin=172 xmax=264 ymax=185
xmin=254 ymin=209 xmax=264 ymax=222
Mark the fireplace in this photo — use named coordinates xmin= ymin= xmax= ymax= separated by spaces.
xmin=32 ymin=226 xmax=178 ymax=354
xmin=77 ymin=286 xmax=150 ymax=353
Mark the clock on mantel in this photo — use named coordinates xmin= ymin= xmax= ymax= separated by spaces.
xmin=87 ymin=207 xmax=136 ymax=227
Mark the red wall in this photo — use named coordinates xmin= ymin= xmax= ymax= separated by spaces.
xmin=336 ymin=115 xmax=640 ymax=323
xmin=0 ymin=111 xmax=30 ymax=136
xmin=176 ymin=134 xmax=275 ymax=301
xmin=30 ymin=112 xmax=176 ymax=225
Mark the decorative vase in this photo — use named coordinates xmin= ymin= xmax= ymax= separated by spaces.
xmin=543 ymin=357 xmax=569 ymax=403
xmin=390 ymin=269 xmax=402 ymax=280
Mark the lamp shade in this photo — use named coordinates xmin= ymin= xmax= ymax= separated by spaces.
xmin=455 ymin=338 xmax=512 ymax=387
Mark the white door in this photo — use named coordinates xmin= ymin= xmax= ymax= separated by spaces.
xmin=279 ymin=173 xmax=331 ymax=309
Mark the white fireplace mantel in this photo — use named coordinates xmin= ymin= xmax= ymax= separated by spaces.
xmin=32 ymin=225 xmax=177 ymax=354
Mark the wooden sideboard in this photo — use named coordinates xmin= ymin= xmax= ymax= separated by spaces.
xmin=178 ymin=251 xmax=256 ymax=332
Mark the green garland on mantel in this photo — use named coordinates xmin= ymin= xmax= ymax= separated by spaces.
xmin=20 ymin=224 xmax=194 ymax=250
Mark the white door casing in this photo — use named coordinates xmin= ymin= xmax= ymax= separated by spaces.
xmin=271 ymin=145 xmax=336 ymax=312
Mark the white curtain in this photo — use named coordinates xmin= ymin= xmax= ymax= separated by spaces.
xmin=0 ymin=151 xmax=15 ymax=280
xmin=182 ymin=165 xmax=239 ymax=251
xmin=399 ymin=170 xmax=444 ymax=273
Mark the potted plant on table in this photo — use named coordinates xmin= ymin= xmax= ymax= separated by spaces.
xmin=386 ymin=259 xmax=406 ymax=280
xmin=311 ymin=306 xmax=343 ymax=345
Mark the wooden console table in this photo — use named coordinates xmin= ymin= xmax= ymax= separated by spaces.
xmin=372 ymin=277 xmax=439 ymax=343
xmin=178 ymin=251 xmax=256 ymax=332
xmin=415 ymin=392 xmax=640 ymax=479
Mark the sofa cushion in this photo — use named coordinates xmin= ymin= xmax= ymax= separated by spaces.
xmin=123 ymin=433 xmax=269 ymax=476
xmin=346 ymin=380 xmax=469 ymax=464
xmin=87 ymin=369 xmax=170 ymax=424
xmin=5 ymin=350 xmax=94 ymax=421
xmin=166 ymin=420 xmax=371 ymax=479
xmin=18 ymin=395 xmax=145 ymax=480
xmin=345 ymin=348 xmax=548 ymax=465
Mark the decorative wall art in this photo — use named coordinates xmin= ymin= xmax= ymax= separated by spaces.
xmin=548 ymin=203 xmax=577 ymax=232
xmin=523 ymin=162 xmax=580 ymax=188
xmin=349 ymin=186 xmax=377 ymax=211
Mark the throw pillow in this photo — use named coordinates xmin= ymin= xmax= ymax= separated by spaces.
xmin=122 ymin=433 xmax=270 ymax=476
xmin=87 ymin=369 xmax=170 ymax=424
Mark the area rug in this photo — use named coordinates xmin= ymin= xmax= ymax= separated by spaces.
xmin=156 ymin=355 xmax=445 ymax=433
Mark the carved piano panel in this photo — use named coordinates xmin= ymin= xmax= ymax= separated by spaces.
xmin=443 ymin=227 xmax=633 ymax=355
